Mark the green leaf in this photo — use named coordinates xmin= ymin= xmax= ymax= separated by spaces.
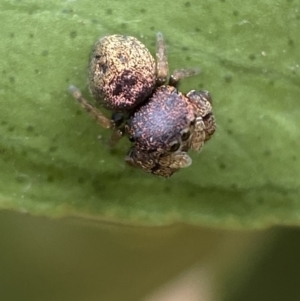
xmin=0 ymin=0 xmax=299 ymax=229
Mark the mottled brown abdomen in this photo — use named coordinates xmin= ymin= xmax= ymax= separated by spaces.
xmin=89 ymin=35 xmax=156 ymax=111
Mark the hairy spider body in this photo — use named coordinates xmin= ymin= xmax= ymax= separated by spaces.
xmin=69 ymin=32 xmax=216 ymax=177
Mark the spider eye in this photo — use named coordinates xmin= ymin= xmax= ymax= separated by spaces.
xmin=169 ymin=140 xmax=181 ymax=152
xmin=181 ymin=129 xmax=191 ymax=141
xmin=190 ymin=119 xmax=196 ymax=127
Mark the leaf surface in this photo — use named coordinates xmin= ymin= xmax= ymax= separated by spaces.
xmin=0 ymin=0 xmax=299 ymax=228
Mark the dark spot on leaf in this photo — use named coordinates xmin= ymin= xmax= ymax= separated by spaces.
xmin=35 ymin=69 xmax=39 ymax=74
xmin=182 ymin=46 xmax=189 ymax=51
xmin=8 ymin=126 xmax=15 ymax=132
xmin=164 ymin=186 xmax=171 ymax=193
xmin=228 ymin=118 xmax=233 ymax=123
xmin=233 ymin=10 xmax=239 ymax=16
xmin=195 ymin=27 xmax=201 ymax=32
xmin=268 ymin=80 xmax=275 ymax=86
xmin=21 ymin=150 xmax=27 ymax=157
xmin=10 ymin=33 xmax=15 ymax=38
xmin=219 ymin=162 xmax=226 ymax=170
xmin=281 ymin=190 xmax=288 ymax=197
xmin=49 ymin=146 xmax=58 ymax=153
xmin=186 ymin=56 xmax=191 ymax=61
xmin=292 ymin=155 xmax=297 ymax=161
xmin=288 ymin=38 xmax=294 ymax=46
xmin=51 ymin=136 xmax=58 ymax=143
xmin=140 ymin=8 xmax=146 ymax=13
xmin=257 ymin=197 xmax=264 ymax=204
xmin=226 ymin=129 xmax=233 ymax=135
xmin=47 ymin=175 xmax=55 ymax=182
xmin=264 ymin=149 xmax=271 ymax=156
xmin=42 ymin=50 xmax=49 ymax=56
xmin=26 ymin=125 xmax=34 ymax=132
xmin=9 ymin=76 xmax=15 ymax=83
xmin=29 ymin=33 xmax=34 ymax=38
xmin=109 ymin=147 xmax=119 ymax=156
xmin=1 ymin=120 xmax=7 ymax=126
xmin=106 ymin=8 xmax=113 ymax=15
xmin=224 ymin=74 xmax=233 ymax=83
xmin=0 ymin=147 xmax=6 ymax=154
xmin=78 ymin=177 xmax=86 ymax=184
xmin=220 ymin=58 xmax=229 ymax=67
xmin=248 ymin=53 xmax=256 ymax=60
xmin=91 ymin=178 xmax=107 ymax=192
xmin=230 ymin=183 xmax=237 ymax=190
xmin=121 ymin=23 xmax=127 ymax=29
xmin=188 ymin=190 xmax=196 ymax=198
xmin=70 ymin=31 xmax=77 ymax=39
xmin=15 ymin=174 xmax=28 ymax=184
xmin=150 ymin=26 xmax=155 ymax=31
xmin=184 ymin=2 xmax=191 ymax=7
xmin=76 ymin=110 xmax=82 ymax=116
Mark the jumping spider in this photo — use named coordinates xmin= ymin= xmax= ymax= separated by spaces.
xmin=69 ymin=32 xmax=216 ymax=177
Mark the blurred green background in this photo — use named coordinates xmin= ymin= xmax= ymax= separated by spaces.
xmin=0 ymin=0 xmax=299 ymax=299
xmin=1 ymin=212 xmax=300 ymax=300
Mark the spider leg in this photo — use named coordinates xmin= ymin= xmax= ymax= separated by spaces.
xmin=108 ymin=127 xmax=124 ymax=149
xmin=69 ymin=86 xmax=126 ymax=148
xmin=69 ymin=85 xmax=113 ymax=129
xmin=168 ymin=68 xmax=201 ymax=89
xmin=156 ymin=32 xmax=169 ymax=86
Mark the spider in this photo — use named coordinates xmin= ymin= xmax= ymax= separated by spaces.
xmin=69 ymin=32 xmax=215 ymax=177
